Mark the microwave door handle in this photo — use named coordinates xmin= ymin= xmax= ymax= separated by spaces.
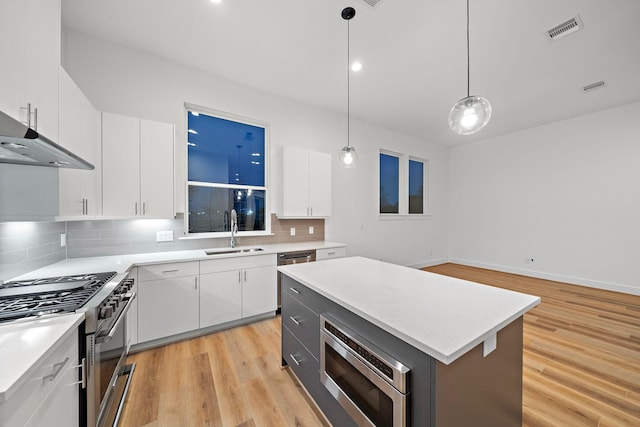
xmin=95 ymin=292 xmax=137 ymax=344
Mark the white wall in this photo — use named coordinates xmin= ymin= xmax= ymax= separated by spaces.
xmin=449 ymin=101 xmax=640 ymax=295
xmin=62 ymin=30 xmax=449 ymax=267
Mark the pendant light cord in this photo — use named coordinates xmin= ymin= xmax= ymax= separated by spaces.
xmin=466 ymin=0 xmax=470 ymax=98
xmin=347 ymin=18 xmax=351 ymax=148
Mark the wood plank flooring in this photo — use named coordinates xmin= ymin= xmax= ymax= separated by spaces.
xmin=423 ymin=263 xmax=640 ymax=427
xmin=119 ymin=264 xmax=640 ymax=426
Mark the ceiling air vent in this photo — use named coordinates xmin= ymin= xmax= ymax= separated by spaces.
xmin=583 ymin=81 xmax=606 ymax=92
xmin=547 ymin=16 xmax=583 ymax=40
xmin=360 ymin=0 xmax=382 ymax=7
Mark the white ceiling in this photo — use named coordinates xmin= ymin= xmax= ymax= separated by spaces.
xmin=61 ymin=0 xmax=640 ymax=146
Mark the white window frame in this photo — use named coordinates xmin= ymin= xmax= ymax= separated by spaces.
xmin=183 ymin=103 xmax=271 ymax=239
xmin=378 ymin=149 xmax=430 ymax=219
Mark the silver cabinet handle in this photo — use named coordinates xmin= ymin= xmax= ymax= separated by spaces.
xmin=33 ymin=106 xmax=38 ymax=131
xmin=71 ymin=358 xmax=87 ymax=389
xmin=327 ymin=251 xmax=336 ymax=255
xmin=195 ymin=276 xmax=198 ymax=290
xmin=244 ymin=270 xmax=247 ymax=281
xmin=238 ymin=271 xmax=241 ymax=283
xmin=161 ymin=269 xmax=179 ymax=273
xmin=310 ymin=207 xmax=313 ymax=216
xmin=44 ymin=357 xmax=69 ymax=382
xmin=143 ymin=202 xmax=146 ymax=215
xmin=135 ymin=202 xmax=138 ymax=215
xmin=289 ymin=353 xmax=302 ymax=366
xmin=289 ymin=316 xmax=302 ymax=326
xmin=289 ymin=287 xmax=300 ymax=294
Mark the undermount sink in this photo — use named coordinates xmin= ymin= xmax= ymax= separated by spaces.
xmin=205 ymin=247 xmax=265 ymax=256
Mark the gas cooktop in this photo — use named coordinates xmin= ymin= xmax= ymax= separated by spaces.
xmin=0 ymin=272 xmax=117 ymax=323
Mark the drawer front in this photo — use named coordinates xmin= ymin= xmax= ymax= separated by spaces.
xmin=316 ymin=247 xmax=346 ymax=261
xmin=0 ymin=330 xmax=79 ymax=427
xmin=200 ymin=253 xmax=277 ymax=274
xmin=282 ymin=290 xmax=320 ymax=357
xmin=138 ymin=261 xmax=199 ymax=282
xmin=282 ymin=325 xmax=319 ymax=399
xmin=282 ymin=275 xmax=328 ymax=313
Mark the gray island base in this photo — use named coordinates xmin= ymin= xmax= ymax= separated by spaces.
xmin=278 ymin=257 xmax=540 ymax=427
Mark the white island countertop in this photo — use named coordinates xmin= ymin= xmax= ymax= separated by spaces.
xmin=0 ymin=313 xmax=84 ymax=403
xmin=278 ymin=256 xmax=540 ymax=365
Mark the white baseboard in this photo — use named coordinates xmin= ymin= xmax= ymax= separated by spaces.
xmin=407 ymin=258 xmax=449 ymax=269
xmin=447 ymin=258 xmax=640 ymax=296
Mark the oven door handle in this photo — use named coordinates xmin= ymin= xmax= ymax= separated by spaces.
xmin=96 ymin=292 xmax=137 ymax=344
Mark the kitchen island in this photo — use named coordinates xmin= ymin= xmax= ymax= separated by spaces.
xmin=279 ymin=256 xmax=540 ymax=426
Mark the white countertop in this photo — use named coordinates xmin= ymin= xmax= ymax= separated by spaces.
xmin=0 ymin=313 xmax=84 ymax=403
xmin=12 ymin=241 xmax=346 ymax=280
xmin=278 ymin=256 xmax=540 ymax=365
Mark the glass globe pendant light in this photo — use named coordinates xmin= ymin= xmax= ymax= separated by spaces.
xmin=448 ymin=0 xmax=492 ymax=135
xmin=338 ymin=7 xmax=358 ymax=168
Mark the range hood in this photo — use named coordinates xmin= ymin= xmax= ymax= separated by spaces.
xmin=0 ymin=109 xmax=94 ymax=170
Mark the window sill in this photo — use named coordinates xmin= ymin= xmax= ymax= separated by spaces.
xmin=179 ymin=231 xmax=274 ymax=240
xmin=378 ymin=214 xmax=432 ymax=221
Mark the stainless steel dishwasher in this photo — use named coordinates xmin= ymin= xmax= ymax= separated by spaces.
xmin=277 ymin=249 xmax=316 ymax=312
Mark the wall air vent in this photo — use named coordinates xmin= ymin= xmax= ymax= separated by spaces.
xmin=360 ymin=0 xmax=382 ymax=7
xmin=583 ymin=81 xmax=606 ymax=92
xmin=547 ymin=16 xmax=583 ymax=40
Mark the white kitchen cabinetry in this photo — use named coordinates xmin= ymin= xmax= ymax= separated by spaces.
xmin=102 ymin=112 xmax=175 ymax=218
xmin=316 ymin=246 xmax=346 ymax=261
xmin=0 ymin=0 xmax=60 ymax=140
xmin=278 ymin=147 xmax=331 ymax=218
xmin=137 ymin=262 xmax=199 ymax=343
xmin=58 ymin=67 xmax=101 ymax=218
xmin=0 ymin=329 xmax=80 ymax=427
xmin=199 ymin=254 xmax=277 ymax=329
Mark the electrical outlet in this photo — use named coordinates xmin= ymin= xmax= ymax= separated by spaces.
xmin=60 ymin=233 xmax=66 ymax=247
xmin=290 ymin=228 xmax=296 ymax=236
xmin=156 ymin=231 xmax=174 ymax=242
xmin=483 ymin=333 xmax=497 ymax=357
xmin=309 ymin=226 xmax=314 ymax=235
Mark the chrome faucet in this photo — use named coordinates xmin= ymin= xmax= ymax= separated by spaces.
xmin=230 ymin=208 xmax=239 ymax=248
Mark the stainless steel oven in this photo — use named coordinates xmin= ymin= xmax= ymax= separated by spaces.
xmin=320 ymin=314 xmax=410 ymax=427
xmin=82 ymin=274 xmax=136 ymax=427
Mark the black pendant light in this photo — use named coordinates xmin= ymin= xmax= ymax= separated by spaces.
xmin=448 ymin=0 xmax=492 ymax=135
xmin=338 ymin=7 xmax=358 ymax=168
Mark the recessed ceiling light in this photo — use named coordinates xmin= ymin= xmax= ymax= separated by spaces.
xmin=210 ymin=0 xmax=222 ymax=4
xmin=351 ymin=61 xmax=363 ymax=72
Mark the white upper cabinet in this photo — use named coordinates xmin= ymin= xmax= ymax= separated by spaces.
xmin=0 ymin=0 xmax=60 ymax=139
xmin=278 ymin=146 xmax=332 ymax=218
xmin=58 ymin=67 xmax=101 ymax=218
xmin=102 ymin=112 xmax=175 ymax=218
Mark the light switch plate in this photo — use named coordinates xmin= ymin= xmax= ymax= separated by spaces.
xmin=60 ymin=233 xmax=66 ymax=247
xmin=156 ymin=230 xmax=174 ymax=242
xmin=290 ymin=228 xmax=296 ymax=236
xmin=309 ymin=226 xmax=314 ymax=235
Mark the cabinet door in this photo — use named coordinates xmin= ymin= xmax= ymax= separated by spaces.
xmin=25 ymin=0 xmax=60 ymax=139
xmin=140 ymin=119 xmax=174 ymax=218
xmin=242 ymin=265 xmax=277 ymax=318
xmin=280 ymin=147 xmax=310 ymax=217
xmin=0 ymin=0 xmax=27 ymax=122
xmin=102 ymin=113 xmax=140 ymax=216
xmin=138 ymin=276 xmax=199 ymax=343
xmin=199 ymin=271 xmax=242 ymax=328
xmin=308 ymin=150 xmax=332 ymax=217
xmin=58 ymin=68 xmax=101 ymax=217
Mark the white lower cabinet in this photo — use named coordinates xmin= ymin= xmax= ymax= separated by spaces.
xmin=200 ymin=254 xmax=277 ymax=329
xmin=316 ymin=246 xmax=346 ymax=261
xmin=0 ymin=329 xmax=80 ymax=427
xmin=137 ymin=262 xmax=199 ymax=343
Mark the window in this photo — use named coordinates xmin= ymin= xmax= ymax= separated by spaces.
xmin=408 ymin=158 xmax=425 ymax=215
xmin=379 ymin=152 xmax=400 ymax=214
xmin=186 ymin=107 xmax=268 ymax=235
xmin=379 ymin=151 xmax=428 ymax=216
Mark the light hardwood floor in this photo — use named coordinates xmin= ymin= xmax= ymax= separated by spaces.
xmin=119 ymin=264 xmax=640 ymax=426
